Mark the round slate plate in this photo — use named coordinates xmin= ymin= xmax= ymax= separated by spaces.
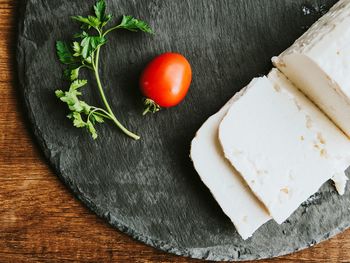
xmin=17 ymin=0 xmax=350 ymax=261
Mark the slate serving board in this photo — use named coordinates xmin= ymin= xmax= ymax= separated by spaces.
xmin=17 ymin=0 xmax=350 ymax=261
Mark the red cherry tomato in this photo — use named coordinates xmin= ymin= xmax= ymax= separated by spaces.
xmin=140 ymin=52 xmax=192 ymax=115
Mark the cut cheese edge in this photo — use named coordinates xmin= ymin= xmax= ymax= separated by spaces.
xmin=190 ymin=88 xmax=271 ymax=240
xmin=332 ymin=173 xmax=348 ymax=196
xmin=219 ymin=69 xmax=350 ymax=224
xmin=273 ymin=0 xmax=350 ymax=138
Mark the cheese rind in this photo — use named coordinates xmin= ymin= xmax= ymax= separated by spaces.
xmin=273 ymin=0 xmax=350 ymax=138
xmin=190 ymin=86 xmax=271 ymax=240
xmin=219 ymin=69 xmax=350 ymax=224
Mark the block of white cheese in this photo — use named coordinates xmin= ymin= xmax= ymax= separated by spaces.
xmin=272 ymin=0 xmax=350 ymax=138
xmin=219 ymin=69 xmax=350 ymax=224
xmin=190 ymin=89 xmax=271 ymax=240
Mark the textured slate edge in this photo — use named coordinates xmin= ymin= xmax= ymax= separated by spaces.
xmin=15 ymin=0 xmax=350 ymax=261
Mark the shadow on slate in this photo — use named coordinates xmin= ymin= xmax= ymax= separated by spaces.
xmin=17 ymin=0 xmax=350 ymax=261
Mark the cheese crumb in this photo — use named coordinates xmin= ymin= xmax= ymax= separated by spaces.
xmin=274 ymin=84 xmax=281 ymax=92
xmin=280 ymin=187 xmax=289 ymax=194
xmin=317 ymin=133 xmax=326 ymax=144
xmin=306 ymin=116 xmax=313 ymax=128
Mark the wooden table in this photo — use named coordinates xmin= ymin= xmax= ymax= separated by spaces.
xmin=1 ymin=1 xmax=350 ymax=262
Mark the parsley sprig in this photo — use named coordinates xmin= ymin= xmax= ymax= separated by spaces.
xmin=56 ymin=0 xmax=153 ymax=140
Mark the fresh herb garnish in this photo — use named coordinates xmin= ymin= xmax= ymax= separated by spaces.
xmin=55 ymin=0 xmax=153 ymax=140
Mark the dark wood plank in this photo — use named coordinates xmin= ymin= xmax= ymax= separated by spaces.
xmin=2 ymin=0 xmax=350 ymax=262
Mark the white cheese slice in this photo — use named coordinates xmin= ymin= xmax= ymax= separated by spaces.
xmin=190 ymin=88 xmax=271 ymax=240
xmin=272 ymin=0 xmax=350 ymax=138
xmin=332 ymin=173 xmax=348 ymax=196
xmin=219 ymin=69 xmax=350 ymax=224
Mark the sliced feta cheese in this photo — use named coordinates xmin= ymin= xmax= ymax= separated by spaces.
xmin=219 ymin=69 xmax=350 ymax=224
xmin=272 ymin=0 xmax=350 ymax=138
xmin=332 ymin=173 xmax=348 ymax=196
xmin=190 ymin=88 xmax=271 ymax=240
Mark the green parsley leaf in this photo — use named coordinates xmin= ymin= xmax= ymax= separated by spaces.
xmin=60 ymin=92 xmax=82 ymax=112
xmin=102 ymin=14 xmax=113 ymax=27
xmin=94 ymin=0 xmax=112 ymax=27
xmin=55 ymin=90 xmax=65 ymax=98
xmin=55 ymin=79 xmax=105 ymax=139
xmin=62 ymin=63 xmax=82 ymax=80
xmin=72 ymin=15 xmax=101 ymax=29
xmin=80 ymin=35 xmax=106 ymax=58
xmin=70 ymin=67 xmax=81 ymax=81
xmin=87 ymin=120 xmax=98 ymax=139
xmin=58 ymin=80 xmax=88 ymax=113
xmin=56 ymin=41 xmax=77 ymax=64
xmin=117 ymin=15 xmax=153 ymax=33
xmin=72 ymin=112 xmax=86 ymax=128
xmin=72 ymin=42 xmax=82 ymax=57
xmin=92 ymin=114 xmax=104 ymax=123
xmin=85 ymin=56 xmax=93 ymax=64
xmin=70 ymin=79 xmax=88 ymax=90
xmin=94 ymin=0 xmax=106 ymax=21
xmin=73 ymin=31 xmax=86 ymax=39
xmin=79 ymin=101 xmax=92 ymax=115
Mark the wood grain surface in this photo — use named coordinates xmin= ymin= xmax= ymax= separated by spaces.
xmin=1 ymin=0 xmax=350 ymax=262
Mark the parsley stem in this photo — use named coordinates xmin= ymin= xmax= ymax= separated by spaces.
xmin=93 ymin=111 xmax=111 ymax=120
xmin=102 ymin=26 xmax=119 ymax=37
xmin=93 ymin=46 xmax=140 ymax=140
xmin=89 ymin=107 xmax=112 ymax=120
xmin=82 ymin=64 xmax=93 ymax=71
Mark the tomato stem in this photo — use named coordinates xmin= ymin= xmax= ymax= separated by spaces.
xmin=143 ymin=98 xmax=161 ymax=115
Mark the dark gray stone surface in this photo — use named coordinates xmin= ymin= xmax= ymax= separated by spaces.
xmin=17 ymin=0 xmax=350 ymax=261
